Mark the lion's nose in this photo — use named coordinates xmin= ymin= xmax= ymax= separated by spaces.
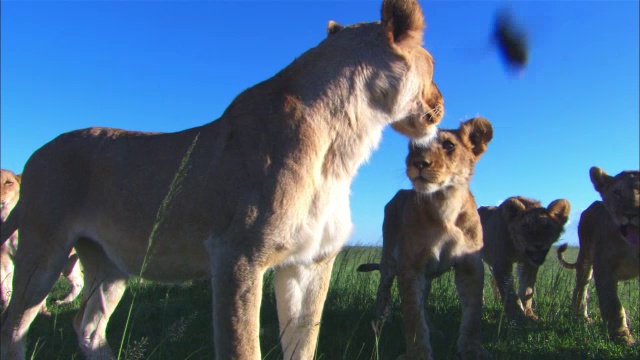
xmin=413 ymin=161 xmax=431 ymax=170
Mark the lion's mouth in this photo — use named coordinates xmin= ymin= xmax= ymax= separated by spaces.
xmin=620 ymin=224 xmax=639 ymax=247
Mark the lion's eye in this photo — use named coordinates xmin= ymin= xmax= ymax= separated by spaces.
xmin=613 ymin=189 xmax=622 ymax=198
xmin=442 ymin=141 xmax=455 ymax=151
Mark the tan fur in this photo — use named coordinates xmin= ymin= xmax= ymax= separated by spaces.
xmin=0 ymin=169 xmax=84 ymax=317
xmin=557 ymin=167 xmax=639 ymax=345
xmin=0 ymin=1 xmax=445 ymax=359
xmin=359 ymin=117 xmax=493 ymax=360
xmin=479 ymin=196 xmax=570 ymax=321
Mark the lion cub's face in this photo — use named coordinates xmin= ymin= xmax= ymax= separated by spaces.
xmin=501 ymin=197 xmax=571 ymax=266
xmin=1 ymin=169 xmax=20 ymax=222
xmin=590 ymin=167 xmax=640 ymax=247
xmin=406 ymin=117 xmax=493 ymax=194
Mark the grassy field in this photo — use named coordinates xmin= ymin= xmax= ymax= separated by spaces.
xmin=20 ymin=245 xmax=640 ymax=359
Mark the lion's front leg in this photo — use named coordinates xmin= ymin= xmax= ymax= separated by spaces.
xmin=593 ymin=261 xmax=635 ymax=345
xmin=274 ymin=257 xmax=335 ymax=359
xmin=454 ymin=253 xmax=488 ymax=360
xmin=517 ymin=262 xmax=539 ymax=320
xmin=207 ymin=245 xmax=264 ymax=360
xmin=491 ymin=261 xmax=525 ymax=322
xmin=397 ymin=267 xmax=432 ymax=360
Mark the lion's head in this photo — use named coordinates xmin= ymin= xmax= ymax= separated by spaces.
xmin=500 ymin=196 xmax=570 ymax=266
xmin=302 ymin=0 xmax=444 ymax=144
xmin=590 ymin=166 xmax=640 ymax=247
xmin=0 ymin=169 xmax=20 ymax=223
xmin=405 ymin=117 xmax=493 ymax=194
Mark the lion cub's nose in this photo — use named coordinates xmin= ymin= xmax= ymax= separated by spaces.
xmin=413 ymin=160 xmax=431 ymax=170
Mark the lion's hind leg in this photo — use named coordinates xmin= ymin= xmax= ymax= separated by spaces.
xmin=572 ymin=253 xmax=593 ymax=321
xmin=73 ymin=238 xmax=128 ymax=360
xmin=375 ymin=252 xmax=396 ymax=321
xmin=55 ymin=250 xmax=84 ymax=306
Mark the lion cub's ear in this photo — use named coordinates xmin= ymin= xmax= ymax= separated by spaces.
xmin=381 ymin=0 xmax=425 ymax=49
xmin=459 ymin=117 xmax=493 ymax=158
xmin=589 ymin=166 xmax=612 ymax=194
xmin=327 ymin=20 xmax=344 ymax=36
xmin=547 ymin=199 xmax=571 ymax=225
xmin=500 ymin=197 xmax=527 ymax=222
xmin=16 ymin=173 xmax=22 ymax=184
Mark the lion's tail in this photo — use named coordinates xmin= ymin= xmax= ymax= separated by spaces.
xmin=556 ymin=243 xmax=577 ymax=270
xmin=1 ymin=200 xmax=19 ymax=246
xmin=356 ymin=263 xmax=380 ymax=272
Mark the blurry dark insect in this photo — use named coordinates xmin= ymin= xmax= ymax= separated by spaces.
xmin=493 ymin=8 xmax=529 ymax=74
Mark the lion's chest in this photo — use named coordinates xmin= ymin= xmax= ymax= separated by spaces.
xmin=400 ymin=220 xmax=468 ymax=278
xmin=421 ymin=227 xmax=465 ymax=278
xmin=279 ymin=180 xmax=353 ymax=267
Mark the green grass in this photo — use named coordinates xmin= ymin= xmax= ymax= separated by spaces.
xmin=24 ymin=245 xmax=639 ymax=359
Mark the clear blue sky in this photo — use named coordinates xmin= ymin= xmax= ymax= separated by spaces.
xmin=2 ymin=1 xmax=638 ymax=247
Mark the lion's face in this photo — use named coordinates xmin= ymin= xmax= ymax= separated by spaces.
xmin=590 ymin=167 xmax=640 ymax=247
xmin=501 ymin=197 xmax=571 ymax=266
xmin=1 ymin=169 xmax=20 ymax=222
xmin=406 ymin=117 xmax=492 ymax=194
xmin=325 ymin=2 xmax=444 ymax=143
xmin=389 ymin=50 xmax=444 ymax=142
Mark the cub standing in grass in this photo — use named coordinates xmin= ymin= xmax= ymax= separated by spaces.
xmin=0 ymin=169 xmax=83 ymax=316
xmin=0 ymin=0 xmax=446 ymax=359
xmin=358 ymin=117 xmax=493 ymax=360
xmin=557 ymin=166 xmax=639 ymax=345
xmin=479 ymin=196 xmax=570 ymax=321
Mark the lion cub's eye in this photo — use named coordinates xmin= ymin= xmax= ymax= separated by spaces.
xmin=613 ymin=189 xmax=622 ymax=198
xmin=442 ymin=140 xmax=455 ymax=151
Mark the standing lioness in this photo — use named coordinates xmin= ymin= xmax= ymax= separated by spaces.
xmin=359 ymin=117 xmax=493 ymax=360
xmin=0 ymin=0 xmax=444 ymax=359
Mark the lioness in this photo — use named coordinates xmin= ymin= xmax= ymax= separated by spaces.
xmin=358 ymin=117 xmax=493 ymax=360
xmin=0 ymin=1 xmax=445 ymax=359
xmin=0 ymin=169 xmax=84 ymax=317
xmin=479 ymin=196 xmax=570 ymax=321
xmin=557 ymin=166 xmax=639 ymax=345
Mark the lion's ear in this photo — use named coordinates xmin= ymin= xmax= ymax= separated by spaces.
xmin=500 ymin=197 xmax=526 ymax=222
xmin=381 ymin=0 xmax=425 ymax=49
xmin=327 ymin=20 xmax=344 ymax=36
xmin=589 ymin=166 xmax=612 ymax=194
xmin=459 ymin=117 xmax=493 ymax=158
xmin=16 ymin=173 xmax=22 ymax=184
xmin=547 ymin=199 xmax=571 ymax=225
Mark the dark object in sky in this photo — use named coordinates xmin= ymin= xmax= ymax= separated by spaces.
xmin=493 ymin=8 xmax=528 ymax=73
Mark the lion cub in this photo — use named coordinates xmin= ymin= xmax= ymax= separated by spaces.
xmin=479 ymin=196 xmax=570 ymax=321
xmin=557 ymin=166 xmax=639 ymax=345
xmin=359 ymin=117 xmax=493 ymax=360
